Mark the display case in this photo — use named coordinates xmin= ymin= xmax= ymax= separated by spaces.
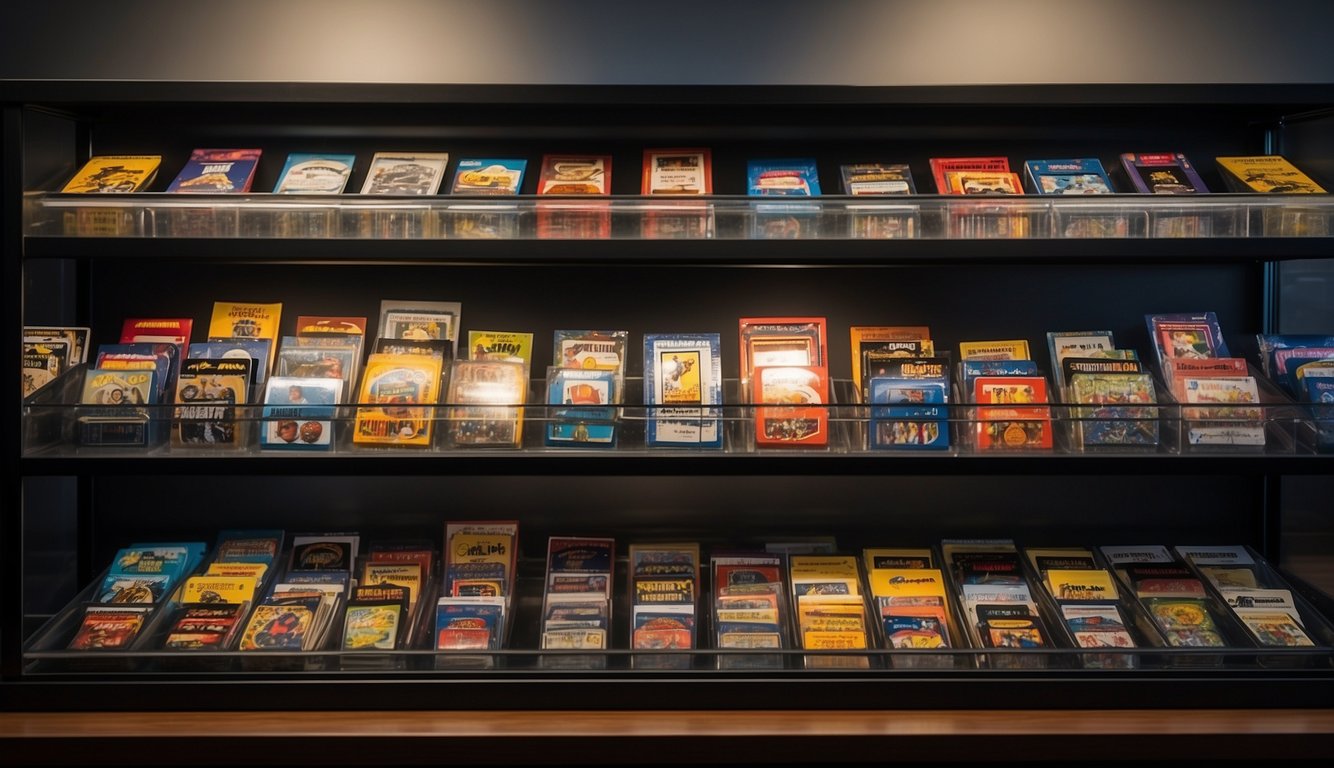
xmin=7 ymin=80 xmax=1334 ymax=714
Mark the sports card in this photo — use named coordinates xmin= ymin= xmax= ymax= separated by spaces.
xmin=172 ymin=357 xmax=252 ymax=448
xmin=260 ymin=376 xmax=341 ymax=450
xmin=644 ymin=333 xmax=723 ymax=448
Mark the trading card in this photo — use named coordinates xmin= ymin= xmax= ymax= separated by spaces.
xmin=191 ymin=338 xmax=272 ymax=386
xmin=342 ymin=602 xmax=403 ymax=650
xmin=553 ymin=329 xmax=628 ymax=376
xmin=755 ymin=365 xmax=829 ymax=447
xmin=1145 ymin=312 xmax=1229 ymax=366
xmin=884 ymin=614 xmax=949 ymax=649
xmin=360 ymin=152 xmax=449 ymax=195
xmin=207 ymin=302 xmax=282 ymax=371
xmin=958 ymin=339 xmax=1031 ymax=361
xmin=62 ymin=155 xmax=161 ymax=193
xmin=1046 ymin=330 xmax=1116 ymax=373
xmin=546 ymin=536 xmax=615 ymax=583
xmin=80 ymin=367 xmax=156 ymax=409
xmin=1069 ymin=372 xmax=1159 ymax=447
xmin=451 ymin=158 xmax=527 ymax=195
xmin=644 ymin=332 xmax=723 ymax=448
xmin=163 ymin=603 xmax=248 ymax=650
xmin=840 ymin=162 xmax=916 ymax=195
xmin=361 ymin=562 xmax=423 ymax=617
xmin=435 ymin=599 xmax=504 ymax=650
xmin=863 ymin=548 xmax=935 ymax=571
xmin=21 ymin=338 xmax=69 ymax=397
xmin=446 ymin=359 xmax=527 ymax=448
xmin=445 ymin=521 xmax=519 ymax=599
xmin=1044 ymin=569 xmax=1119 ymax=602
xmin=381 ymin=308 xmax=456 ymax=344
xmin=173 ymin=357 xmax=251 ymax=448
xmin=1061 ymin=605 xmax=1136 ymax=648
xmin=1236 ymin=611 xmax=1315 ymax=647
xmin=467 ymin=331 xmax=534 ymax=370
xmin=260 ymin=376 xmax=341 ymax=450
xmin=869 ymin=379 xmax=948 ymax=450
xmin=1144 ymin=598 xmax=1225 ymax=647
xmin=1024 ymin=158 xmax=1114 ymax=195
xmin=181 ymin=575 xmax=259 ymax=604
xmin=928 ymin=156 xmax=1011 ymax=195
xmin=273 ymin=153 xmax=355 ymax=194
xmin=289 ymin=533 xmax=360 ymax=572
xmin=68 ymin=606 xmax=151 ymax=650
xmin=747 ymin=159 xmax=821 ymax=196
xmin=538 ymin=155 xmax=611 ymax=195
xmin=166 ymin=148 xmax=262 ymax=193
xmin=1061 ymin=357 xmax=1142 ymax=388
xmin=633 ymin=610 xmax=695 ymax=650
xmin=352 ymin=354 xmax=444 ymax=447
xmin=1120 ymin=152 xmax=1209 ymax=194
xmin=545 ymin=368 xmax=618 ymax=446
xmin=238 ymin=604 xmax=315 ymax=651
xmin=642 ymin=148 xmax=712 ymax=195
xmin=947 ymin=171 xmax=1023 ymax=195
xmin=739 ymin=317 xmax=827 ymax=397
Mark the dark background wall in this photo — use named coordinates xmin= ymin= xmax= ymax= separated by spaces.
xmin=4 ymin=0 xmax=1334 ymax=85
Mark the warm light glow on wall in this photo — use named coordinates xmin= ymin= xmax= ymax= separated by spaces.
xmin=3 ymin=0 xmax=1333 ymax=85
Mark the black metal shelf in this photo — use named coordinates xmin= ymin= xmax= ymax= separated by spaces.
xmin=23 ymin=235 xmax=1334 ymax=266
xmin=18 ymin=452 xmax=1333 ymax=477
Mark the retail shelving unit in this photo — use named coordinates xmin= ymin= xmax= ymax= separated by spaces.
xmin=4 ymin=78 xmax=1334 ymax=761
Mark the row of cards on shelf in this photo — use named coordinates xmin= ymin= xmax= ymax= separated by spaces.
xmin=62 ymin=528 xmax=1330 ymax=660
xmin=59 ymin=150 xmax=1328 ymax=197
xmin=22 ymin=306 xmax=1334 ymax=451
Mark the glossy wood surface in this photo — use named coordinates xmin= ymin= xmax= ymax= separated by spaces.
xmin=3 ymin=709 xmax=1333 ymax=764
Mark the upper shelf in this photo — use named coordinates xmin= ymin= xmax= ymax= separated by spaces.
xmin=22 ymin=193 xmax=1334 ymax=265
